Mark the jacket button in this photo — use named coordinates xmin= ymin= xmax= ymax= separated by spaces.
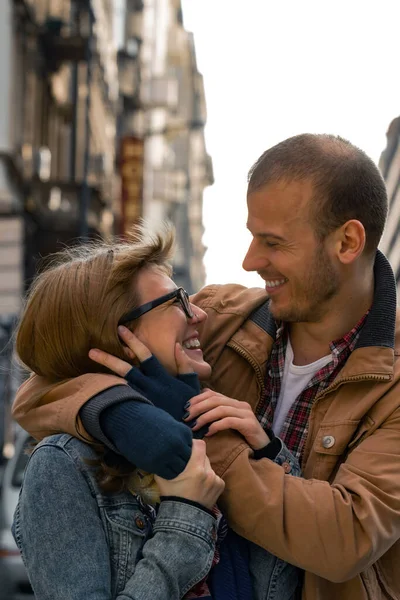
xmin=322 ymin=435 xmax=335 ymax=449
xmin=135 ymin=516 xmax=146 ymax=530
xmin=282 ymin=462 xmax=292 ymax=473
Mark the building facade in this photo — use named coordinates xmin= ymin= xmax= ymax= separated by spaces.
xmin=379 ymin=116 xmax=400 ymax=291
xmin=0 ymin=0 xmax=213 ymax=452
xmin=0 ymin=0 xmax=120 ymax=319
xmin=0 ymin=0 xmax=213 ymax=315
xmin=0 ymin=0 xmax=121 ymax=451
xmin=123 ymin=0 xmax=213 ymax=292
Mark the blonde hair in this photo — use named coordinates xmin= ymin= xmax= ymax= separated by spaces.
xmin=16 ymin=223 xmax=174 ymax=381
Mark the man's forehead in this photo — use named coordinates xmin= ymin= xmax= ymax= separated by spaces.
xmin=247 ymin=178 xmax=314 ymax=204
xmin=246 ymin=179 xmax=315 ymax=235
xmin=248 ymin=179 xmax=314 ymax=218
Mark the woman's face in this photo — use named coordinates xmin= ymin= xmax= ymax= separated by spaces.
xmin=131 ymin=267 xmax=212 ymax=380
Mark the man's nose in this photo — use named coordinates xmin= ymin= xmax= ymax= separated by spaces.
xmin=242 ymin=240 xmax=270 ymax=272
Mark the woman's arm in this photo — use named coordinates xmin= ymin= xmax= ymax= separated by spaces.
xmin=13 ymin=440 xmax=221 ymax=600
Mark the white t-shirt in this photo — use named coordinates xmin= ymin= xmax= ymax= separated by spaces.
xmin=272 ymin=338 xmax=332 ymax=435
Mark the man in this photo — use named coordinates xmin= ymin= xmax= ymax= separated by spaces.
xmin=13 ymin=134 xmax=400 ymax=599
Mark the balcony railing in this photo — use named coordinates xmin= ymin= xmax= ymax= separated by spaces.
xmin=25 ymin=178 xmax=105 ymax=233
xmin=15 ymin=0 xmax=91 ymax=68
xmin=38 ymin=15 xmax=90 ymax=68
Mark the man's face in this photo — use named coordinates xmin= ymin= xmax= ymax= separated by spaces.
xmin=243 ymin=179 xmax=341 ymax=323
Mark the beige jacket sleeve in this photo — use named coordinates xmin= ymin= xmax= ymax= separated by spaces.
xmin=12 ymin=372 xmax=128 ymax=441
xmin=206 ymin=411 xmax=400 ymax=583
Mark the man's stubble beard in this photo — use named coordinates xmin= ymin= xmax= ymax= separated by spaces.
xmin=270 ymin=248 xmax=340 ymax=324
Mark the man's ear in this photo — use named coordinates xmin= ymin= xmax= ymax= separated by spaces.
xmin=333 ymin=220 xmax=366 ymax=265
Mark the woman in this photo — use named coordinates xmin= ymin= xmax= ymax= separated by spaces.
xmin=12 ymin=224 xmax=301 ymax=599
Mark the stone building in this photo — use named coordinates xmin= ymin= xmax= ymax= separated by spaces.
xmin=0 ymin=0 xmax=120 ymax=319
xmin=0 ymin=0 xmax=213 ymax=317
xmin=0 ymin=0 xmax=121 ymax=449
xmin=379 ymin=116 xmax=400 ymax=290
xmin=0 ymin=0 xmax=213 ymax=448
xmin=122 ymin=0 xmax=213 ymax=292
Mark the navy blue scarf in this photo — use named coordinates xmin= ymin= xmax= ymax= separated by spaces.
xmin=208 ymin=528 xmax=253 ymax=600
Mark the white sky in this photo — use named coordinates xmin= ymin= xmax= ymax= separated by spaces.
xmin=181 ymin=0 xmax=400 ymax=287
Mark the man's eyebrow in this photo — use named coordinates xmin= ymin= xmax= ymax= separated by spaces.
xmin=246 ymin=227 xmax=286 ymax=242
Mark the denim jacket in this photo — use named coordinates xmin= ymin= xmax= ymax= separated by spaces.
xmin=13 ymin=433 xmax=301 ymax=600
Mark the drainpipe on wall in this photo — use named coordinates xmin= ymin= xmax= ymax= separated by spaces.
xmin=79 ymin=1 xmax=94 ymax=239
xmin=69 ymin=3 xmax=79 ymax=182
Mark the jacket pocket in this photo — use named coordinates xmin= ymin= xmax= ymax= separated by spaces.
xmin=314 ymin=421 xmax=361 ymax=456
xmin=312 ymin=421 xmax=360 ymax=479
xmin=347 ymin=416 xmax=374 ymax=451
xmin=328 ymin=417 xmax=375 ymax=481
xmin=101 ymin=500 xmax=149 ymax=596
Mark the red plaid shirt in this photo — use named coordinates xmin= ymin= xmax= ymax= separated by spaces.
xmin=257 ymin=312 xmax=369 ymax=463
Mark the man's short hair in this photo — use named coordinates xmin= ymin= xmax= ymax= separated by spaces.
xmin=248 ymin=134 xmax=388 ymax=254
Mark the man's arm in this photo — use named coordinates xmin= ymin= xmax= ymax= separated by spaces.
xmin=81 ymin=387 xmax=193 ymax=479
xmin=11 ymin=372 xmax=127 ymax=441
xmin=12 ymin=372 xmax=195 ymax=479
xmin=80 ymin=390 xmax=287 ymax=479
xmin=205 ymin=410 xmax=400 ymax=582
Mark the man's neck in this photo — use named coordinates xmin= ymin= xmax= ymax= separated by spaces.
xmin=288 ymin=277 xmax=374 ymax=367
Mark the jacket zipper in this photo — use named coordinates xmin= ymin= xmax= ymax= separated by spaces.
xmin=313 ymin=372 xmax=392 ymax=404
xmin=227 ymin=340 xmax=266 ymax=397
xmin=227 ymin=345 xmax=391 ymax=407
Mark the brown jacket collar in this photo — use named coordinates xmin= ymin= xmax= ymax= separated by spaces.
xmin=196 ymin=250 xmax=398 ymax=383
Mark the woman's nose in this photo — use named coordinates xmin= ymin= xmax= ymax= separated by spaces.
xmin=188 ymin=304 xmax=207 ymax=324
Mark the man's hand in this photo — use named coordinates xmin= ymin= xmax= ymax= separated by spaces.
xmin=184 ymin=389 xmax=270 ymax=450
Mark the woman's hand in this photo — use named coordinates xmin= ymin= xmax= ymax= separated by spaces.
xmin=184 ymin=389 xmax=271 ymax=450
xmin=89 ymin=325 xmax=193 ymax=378
xmin=155 ymin=439 xmax=225 ymax=509
xmin=89 ymin=327 xmax=201 ymax=421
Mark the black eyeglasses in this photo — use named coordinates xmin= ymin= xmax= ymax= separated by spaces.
xmin=118 ymin=287 xmax=194 ymax=325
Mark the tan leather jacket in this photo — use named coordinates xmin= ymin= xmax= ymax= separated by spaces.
xmin=12 ymin=252 xmax=400 ymax=600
